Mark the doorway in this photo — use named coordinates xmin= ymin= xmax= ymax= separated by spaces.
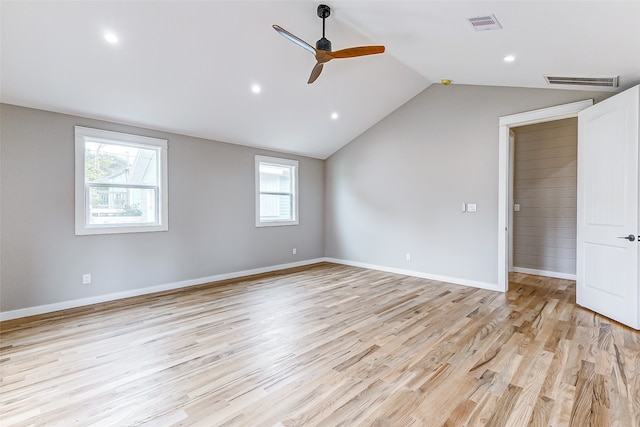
xmin=511 ymin=118 xmax=578 ymax=281
xmin=497 ymin=100 xmax=594 ymax=292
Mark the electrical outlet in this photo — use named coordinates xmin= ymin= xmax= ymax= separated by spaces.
xmin=406 ymin=253 xmax=412 ymax=261
xmin=292 ymin=248 xmax=297 ymax=255
xmin=82 ymin=274 xmax=91 ymax=285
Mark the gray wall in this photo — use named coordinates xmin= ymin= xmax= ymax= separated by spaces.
xmin=324 ymin=84 xmax=611 ymax=286
xmin=513 ymin=118 xmax=577 ymax=275
xmin=0 ymin=85 xmax=616 ymax=313
xmin=0 ymin=104 xmax=324 ymax=312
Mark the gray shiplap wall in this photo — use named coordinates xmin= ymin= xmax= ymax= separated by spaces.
xmin=513 ymin=118 xmax=577 ymax=276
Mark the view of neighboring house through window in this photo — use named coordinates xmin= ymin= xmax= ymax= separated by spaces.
xmin=75 ymin=126 xmax=168 ymax=235
xmin=255 ymin=155 xmax=298 ymax=226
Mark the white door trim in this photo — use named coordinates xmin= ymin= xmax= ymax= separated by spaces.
xmin=497 ymin=99 xmax=594 ymax=291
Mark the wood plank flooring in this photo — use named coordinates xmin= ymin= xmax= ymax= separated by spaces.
xmin=1 ymin=263 xmax=639 ymax=426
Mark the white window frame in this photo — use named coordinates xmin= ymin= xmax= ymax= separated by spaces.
xmin=75 ymin=126 xmax=168 ymax=235
xmin=255 ymin=155 xmax=299 ymax=227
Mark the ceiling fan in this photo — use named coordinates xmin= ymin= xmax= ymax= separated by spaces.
xmin=273 ymin=4 xmax=385 ymax=84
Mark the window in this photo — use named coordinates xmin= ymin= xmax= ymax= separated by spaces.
xmin=75 ymin=126 xmax=168 ymax=235
xmin=255 ymin=155 xmax=298 ymax=227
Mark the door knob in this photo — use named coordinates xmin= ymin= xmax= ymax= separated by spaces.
xmin=617 ymin=234 xmax=636 ymax=242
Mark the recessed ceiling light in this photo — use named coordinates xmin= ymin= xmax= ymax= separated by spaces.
xmin=104 ymin=32 xmax=118 ymax=44
xmin=331 ymin=112 xmax=339 ymax=120
xmin=503 ymin=55 xmax=515 ymax=63
xmin=251 ymin=84 xmax=261 ymax=94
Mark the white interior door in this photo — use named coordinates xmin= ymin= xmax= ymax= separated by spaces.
xmin=577 ymin=85 xmax=639 ymax=329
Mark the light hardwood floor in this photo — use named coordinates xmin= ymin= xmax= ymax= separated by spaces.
xmin=1 ymin=263 xmax=639 ymax=426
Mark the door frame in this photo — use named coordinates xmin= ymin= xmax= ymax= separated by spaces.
xmin=497 ymin=99 xmax=594 ymax=292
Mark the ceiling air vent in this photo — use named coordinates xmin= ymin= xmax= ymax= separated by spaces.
xmin=468 ymin=15 xmax=502 ymax=31
xmin=545 ymin=75 xmax=619 ymax=88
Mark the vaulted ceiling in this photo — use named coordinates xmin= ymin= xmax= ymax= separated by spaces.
xmin=2 ymin=1 xmax=639 ymax=159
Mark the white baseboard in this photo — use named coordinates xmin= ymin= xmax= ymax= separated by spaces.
xmin=511 ymin=267 xmax=576 ymax=280
xmin=0 ymin=258 xmax=326 ymax=322
xmin=324 ymin=258 xmax=501 ymax=292
xmin=1 ymin=257 xmax=504 ymax=322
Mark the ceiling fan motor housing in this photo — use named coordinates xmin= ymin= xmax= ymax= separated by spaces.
xmin=316 ymin=37 xmax=331 ymax=51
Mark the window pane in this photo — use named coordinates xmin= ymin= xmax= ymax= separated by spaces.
xmin=259 ymin=194 xmax=292 ymax=221
xmin=85 ymin=141 xmax=158 ymax=186
xmin=88 ymin=186 xmax=157 ymax=225
xmin=259 ymin=164 xmax=291 ymax=193
xmin=255 ymin=155 xmax=298 ymax=227
xmin=76 ymin=126 xmax=168 ymax=235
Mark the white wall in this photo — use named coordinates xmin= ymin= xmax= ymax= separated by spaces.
xmin=0 ymin=104 xmax=324 ymax=313
xmin=324 ymin=84 xmax=611 ymax=288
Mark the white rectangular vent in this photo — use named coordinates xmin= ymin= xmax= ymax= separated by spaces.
xmin=468 ymin=15 xmax=502 ymax=31
xmin=545 ymin=75 xmax=619 ymax=87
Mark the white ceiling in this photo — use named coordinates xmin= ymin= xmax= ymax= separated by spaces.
xmin=2 ymin=1 xmax=639 ymax=159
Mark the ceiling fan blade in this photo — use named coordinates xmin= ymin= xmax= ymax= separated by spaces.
xmin=273 ymin=25 xmax=316 ymax=56
xmin=328 ymin=46 xmax=385 ymax=59
xmin=307 ymin=63 xmax=324 ymax=84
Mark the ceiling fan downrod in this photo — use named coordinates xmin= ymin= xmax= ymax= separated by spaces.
xmin=316 ymin=4 xmax=332 ymax=52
